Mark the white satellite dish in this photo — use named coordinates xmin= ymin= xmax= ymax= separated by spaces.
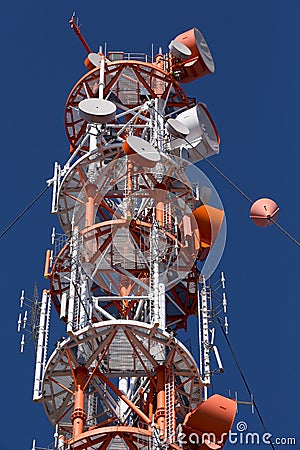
xmin=168 ymin=40 xmax=192 ymax=60
xmin=170 ymin=103 xmax=220 ymax=163
xmin=87 ymin=52 xmax=102 ymax=67
xmin=123 ymin=136 xmax=160 ymax=167
xmin=166 ymin=118 xmax=190 ymax=139
xmin=78 ymin=98 xmax=116 ymax=124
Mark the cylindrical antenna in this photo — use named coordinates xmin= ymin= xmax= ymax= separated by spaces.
xmin=23 ymin=310 xmax=28 ymax=328
xmin=17 ymin=313 xmax=22 ymax=332
xmin=98 ymin=56 xmax=105 ymax=99
xmin=221 ymin=272 xmax=225 ymax=289
xmin=54 ymin=424 xmax=59 ymax=449
xmin=51 ymin=227 xmax=56 ymax=245
xmin=224 ymin=316 xmax=229 ymax=334
xmin=222 ymin=293 xmax=227 ymax=313
xmin=213 ymin=345 xmax=224 ymax=373
xmin=20 ymin=290 xmax=25 ymax=307
xmin=20 ymin=334 xmax=25 ymax=353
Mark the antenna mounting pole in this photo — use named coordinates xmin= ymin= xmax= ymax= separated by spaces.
xmin=69 ymin=13 xmax=92 ymax=54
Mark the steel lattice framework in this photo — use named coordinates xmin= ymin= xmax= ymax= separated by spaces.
xmin=26 ymin=19 xmax=238 ymax=450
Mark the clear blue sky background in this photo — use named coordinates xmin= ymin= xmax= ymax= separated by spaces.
xmin=0 ymin=1 xmax=299 ymax=449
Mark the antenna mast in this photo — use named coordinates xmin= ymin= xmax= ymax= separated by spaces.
xmin=22 ymin=20 xmax=238 ymax=450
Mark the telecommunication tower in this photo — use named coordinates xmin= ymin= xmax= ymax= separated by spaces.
xmin=21 ymin=17 xmax=239 ymax=450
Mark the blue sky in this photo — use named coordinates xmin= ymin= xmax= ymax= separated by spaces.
xmin=0 ymin=1 xmax=299 ymax=449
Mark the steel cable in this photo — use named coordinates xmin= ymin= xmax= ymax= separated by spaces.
xmin=217 ymin=318 xmax=276 ymax=450
xmin=0 ymin=185 xmax=50 ymax=240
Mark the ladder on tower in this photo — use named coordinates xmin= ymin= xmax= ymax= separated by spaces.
xmin=42 ymin=294 xmax=51 ymax=376
xmin=165 ymin=371 xmax=175 ymax=444
xmin=87 ymin=392 xmax=98 ymax=426
xmin=73 ymin=293 xmax=80 ymax=331
xmin=149 ymin=217 xmax=161 ymax=326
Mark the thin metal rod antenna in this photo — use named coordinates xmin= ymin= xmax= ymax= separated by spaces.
xmin=0 ymin=185 xmax=49 ymax=240
xmin=217 ymin=318 xmax=276 ymax=450
xmin=69 ymin=13 xmax=92 ymax=54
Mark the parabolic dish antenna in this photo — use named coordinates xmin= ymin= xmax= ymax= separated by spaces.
xmin=173 ymin=27 xmax=215 ymax=82
xmin=87 ymin=52 xmax=102 ymax=67
xmin=78 ymin=98 xmax=116 ymax=124
xmin=169 ymin=40 xmax=192 ymax=60
xmin=84 ymin=52 xmax=103 ymax=70
xmin=123 ymin=136 xmax=160 ymax=167
xmin=166 ymin=118 xmax=190 ymax=139
xmin=171 ymin=103 xmax=219 ymax=162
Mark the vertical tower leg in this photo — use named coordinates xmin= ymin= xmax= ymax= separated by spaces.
xmin=85 ymin=184 xmax=97 ymax=228
xmin=155 ymin=365 xmax=166 ymax=435
xmin=71 ymin=367 xmax=88 ymax=437
xmin=156 ymin=201 xmax=164 ymax=228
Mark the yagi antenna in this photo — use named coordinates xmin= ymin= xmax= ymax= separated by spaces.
xmin=69 ymin=13 xmax=92 ymax=54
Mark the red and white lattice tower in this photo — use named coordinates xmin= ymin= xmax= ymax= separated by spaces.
xmin=26 ymin=18 xmax=238 ymax=450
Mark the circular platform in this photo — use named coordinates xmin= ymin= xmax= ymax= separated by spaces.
xmin=65 ymin=60 xmax=191 ymax=152
xmin=41 ymin=320 xmax=202 ymax=427
xmin=56 ymin=148 xmax=122 ymax=234
xmin=67 ymin=425 xmax=182 ymax=450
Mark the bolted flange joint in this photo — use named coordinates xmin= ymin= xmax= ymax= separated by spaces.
xmin=71 ymin=408 xmax=87 ymax=422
